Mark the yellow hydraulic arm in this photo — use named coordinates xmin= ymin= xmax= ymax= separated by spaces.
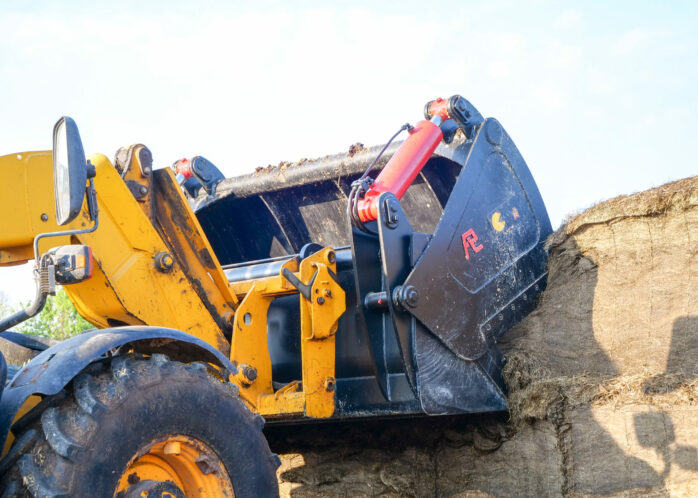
xmin=0 ymin=146 xmax=345 ymax=418
xmin=0 ymin=148 xmax=234 ymax=353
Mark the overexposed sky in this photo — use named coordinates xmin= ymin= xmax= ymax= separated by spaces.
xmin=1 ymin=0 xmax=697 ymax=302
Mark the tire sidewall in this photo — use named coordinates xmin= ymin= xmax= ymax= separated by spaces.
xmin=71 ymin=367 xmax=277 ymax=497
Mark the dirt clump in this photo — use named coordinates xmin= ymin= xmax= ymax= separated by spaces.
xmin=347 ymin=142 xmax=366 ymax=157
xmin=255 ymin=158 xmax=311 ymax=174
xmin=270 ymin=176 xmax=698 ymax=497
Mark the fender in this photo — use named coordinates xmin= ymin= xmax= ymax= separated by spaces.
xmin=0 ymin=326 xmax=236 ymax=453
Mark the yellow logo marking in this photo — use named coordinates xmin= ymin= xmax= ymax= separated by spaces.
xmin=491 ymin=212 xmax=506 ymax=232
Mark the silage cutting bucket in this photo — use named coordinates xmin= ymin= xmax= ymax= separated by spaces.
xmin=191 ymin=102 xmax=552 ymax=416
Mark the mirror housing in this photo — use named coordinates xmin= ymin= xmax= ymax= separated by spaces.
xmin=53 ymin=116 xmax=87 ymax=225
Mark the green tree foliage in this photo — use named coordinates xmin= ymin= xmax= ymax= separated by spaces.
xmin=0 ymin=289 xmax=93 ymax=341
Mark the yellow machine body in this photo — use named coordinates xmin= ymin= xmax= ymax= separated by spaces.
xmin=0 ymin=149 xmax=345 ymax=419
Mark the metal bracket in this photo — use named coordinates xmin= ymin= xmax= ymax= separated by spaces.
xmin=231 ymin=248 xmax=345 ymax=419
xmin=281 ymin=266 xmax=317 ymax=300
xmin=115 ymin=145 xmax=154 ymax=215
xmin=375 ymin=193 xmax=418 ymax=394
xmin=305 ymin=262 xmax=344 ymax=340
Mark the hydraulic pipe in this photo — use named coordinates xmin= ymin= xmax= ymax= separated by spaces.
xmin=225 ymin=247 xmax=354 ymax=283
xmin=356 ymin=116 xmax=444 ymax=223
xmin=0 ymin=281 xmax=48 ymax=333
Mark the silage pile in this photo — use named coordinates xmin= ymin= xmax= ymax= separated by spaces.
xmin=269 ymin=176 xmax=698 ymax=497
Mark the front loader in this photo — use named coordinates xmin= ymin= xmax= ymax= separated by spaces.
xmin=0 ymin=95 xmax=551 ymax=497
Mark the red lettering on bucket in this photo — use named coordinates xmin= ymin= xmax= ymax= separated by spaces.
xmin=462 ymin=229 xmax=484 ymax=260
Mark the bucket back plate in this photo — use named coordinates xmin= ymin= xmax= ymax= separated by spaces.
xmin=404 ymin=118 xmax=552 ymax=362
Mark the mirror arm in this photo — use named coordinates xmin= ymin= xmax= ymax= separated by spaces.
xmin=86 ymin=176 xmax=99 ymax=222
xmin=33 ymin=177 xmax=100 ymax=263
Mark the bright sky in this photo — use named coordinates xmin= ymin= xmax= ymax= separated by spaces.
xmin=1 ymin=0 xmax=697 ymax=303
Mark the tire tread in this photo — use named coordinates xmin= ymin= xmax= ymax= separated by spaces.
xmin=0 ymin=354 xmax=278 ymax=497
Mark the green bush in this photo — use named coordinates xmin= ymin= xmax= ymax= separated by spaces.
xmin=0 ymin=289 xmax=93 ymax=341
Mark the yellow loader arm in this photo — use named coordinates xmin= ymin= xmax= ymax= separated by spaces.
xmin=0 ymin=147 xmax=344 ymax=417
xmin=0 ymin=149 xmax=234 ymax=353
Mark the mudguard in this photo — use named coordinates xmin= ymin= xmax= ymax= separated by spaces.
xmin=0 ymin=326 xmax=236 ymax=453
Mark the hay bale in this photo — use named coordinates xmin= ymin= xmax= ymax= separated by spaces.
xmin=270 ymin=176 xmax=698 ymax=497
xmin=501 ymin=175 xmax=698 ymax=495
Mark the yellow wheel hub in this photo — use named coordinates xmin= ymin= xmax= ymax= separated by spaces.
xmin=115 ymin=435 xmax=234 ymax=497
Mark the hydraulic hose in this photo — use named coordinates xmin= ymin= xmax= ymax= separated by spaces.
xmin=349 ymin=123 xmax=412 ymax=233
xmin=0 ymin=266 xmax=50 ymax=333
xmin=0 ymin=288 xmax=48 ymax=334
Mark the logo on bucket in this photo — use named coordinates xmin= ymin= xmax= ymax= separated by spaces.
xmin=461 ymin=229 xmax=484 ymax=260
xmin=491 ymin=212 xmax=506 ymax=232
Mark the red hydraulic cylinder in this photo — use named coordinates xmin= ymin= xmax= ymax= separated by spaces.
xmin=173 ymin=158 xmax=193 ymax=179
xmin=356 ymin=118 xmax=444 ymax=223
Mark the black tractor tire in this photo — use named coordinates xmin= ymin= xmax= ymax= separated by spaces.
xmin=0 ymin=353 xmax=280 ymax=497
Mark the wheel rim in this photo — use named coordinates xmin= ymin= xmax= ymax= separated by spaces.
xmin=114 ymin=434 xmax=234 ymax=497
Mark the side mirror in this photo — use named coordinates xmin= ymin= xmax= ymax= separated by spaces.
xmin=53 ymin=116 xmax=87 ymax=225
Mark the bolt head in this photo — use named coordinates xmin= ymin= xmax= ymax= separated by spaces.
xmin=243 ymin=365 xmax=258 ymax=382
xmin=155 ymin=252 xmax=174 ymax=272
xmin=394 ymin=285 xmax=419 ymax=309
xmin=404 ymin=286 xmax=419 ymax=308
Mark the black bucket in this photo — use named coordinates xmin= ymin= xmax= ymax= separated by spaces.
xmin=193 ymin=141 xmax=463 ymax=266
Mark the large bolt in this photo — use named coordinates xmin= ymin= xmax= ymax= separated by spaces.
xmin=404 ymin=287 xmax=419 ymax=308
xmin=235 ymin=364 xmax=258 ymax=387
xmin=384 ymin=198 xmax=400 ymax=228
xmin=385 ymin=198 xmax=400 ymax=228
xmin=394 ymin=285 xmax=419 ymax=309
xmin=243 ymin=365 xmax=258 ymax=382
xmin=154 ymin=252 xmax=174 ymax=273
